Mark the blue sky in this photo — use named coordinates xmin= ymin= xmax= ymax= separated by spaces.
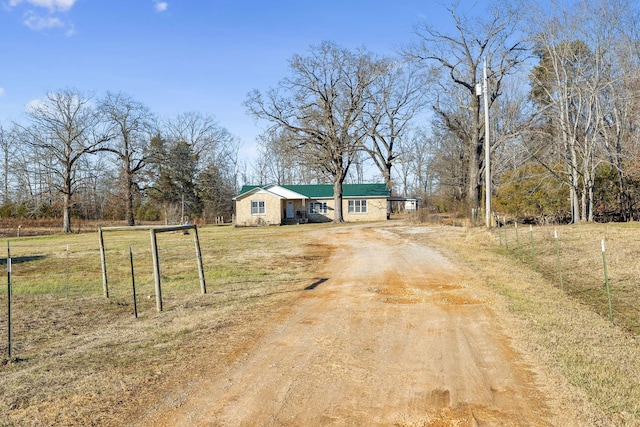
xmin=0 ymin=0 xmax=466 ymax=163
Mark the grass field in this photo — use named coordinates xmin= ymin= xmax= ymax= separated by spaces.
xmin=495 ymin=222 xmax=640 ymax=334
xmin=0 ymin=222 xmax=334 ymax=426
xmin=1 ymin=219 xmax=640 ymax=425
xmin=416 ymin=221 xmax=640 ymax=425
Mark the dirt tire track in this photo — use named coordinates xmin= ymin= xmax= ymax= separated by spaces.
xmin=140 ymin=223 xmax=574 ymax=426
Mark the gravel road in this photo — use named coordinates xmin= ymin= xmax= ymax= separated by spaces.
xmin=141 ymin=223 xmax=572 ymax=426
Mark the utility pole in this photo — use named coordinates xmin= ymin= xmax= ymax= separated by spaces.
xmin=483 ymin=57 xmax=491 ymax=228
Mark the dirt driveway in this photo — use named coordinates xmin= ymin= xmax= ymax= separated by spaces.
xmin=140 ymin=223 xmax=570 ymax=426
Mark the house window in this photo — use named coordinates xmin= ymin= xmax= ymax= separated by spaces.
xmin=251 ymin=200 xmax=265 ymax=215
xmin=348 ymin=200 xmax=367 ymax=214
xmin=309 ymin=202 xmax=328 ymax=214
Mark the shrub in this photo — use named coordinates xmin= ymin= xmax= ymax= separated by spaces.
xmin=494 ymin=162 xmax=569 ymax=222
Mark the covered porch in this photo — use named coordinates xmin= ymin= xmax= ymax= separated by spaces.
xmin=281 ymin=198 xmax=309 ymax=224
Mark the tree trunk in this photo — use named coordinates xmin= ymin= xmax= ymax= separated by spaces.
xmin=62 ymin=168 xmax=73 ymax=233
xmin=580 ymin=184 xmax=587 ymax=222
xmin=333 ymin=180 xmax=344 ymax=223
xmin=383 ymin=163 xmax=393 ymax=196
xmin=125 ymin=155 xmax=135 ymax=226
xmin=468 ymin=95 xmax=483 ymax=211
xmin=468 ymin=142 xmax=481 ymax=211
xmin=588 ymin=182 xmax=594 ymax=222
xmin=126 ymin=176 xmax=135 ymax=226
xmin=63 ymin=192 xmax=72 ymax=233
xmin=123 ymin=142 xmax=135 ymax=226
xmin=560 ymin=93 xmax=580 ymax=224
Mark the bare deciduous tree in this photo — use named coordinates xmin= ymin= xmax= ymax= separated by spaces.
xmin=246 ymin=41 xmax=384 ymax=222
xmin=20 ymin=89 xmax=113 ymax=232
xmin=164 ymin=111 xmax=239 ymax=175
xmin=525 ymin=0 xmax=640 ymax=222
xmin=253 ymin=128 xmax=306 ymax=185
xmin=362 ymin=59 xmax=429 ymax=194
xmin=405 ymin=1 xmax=526 ymax=213
xmin=163 ymin=111 xmax=240 ymax=220
xmin=398 ymin=126 xmax=439 ymax=198
xmin=99 ymin=91 xmax=156 ymax=225
xmin=0 ymin=123 xmax=20 ymax=205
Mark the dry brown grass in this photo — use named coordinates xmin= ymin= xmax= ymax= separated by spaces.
xmin=0 ymin=222 xmax=336 ymax=426
xmin=403 ymin=223 xmax=640 ymax=426
xmin=496 ymin=222 xmax=640 ymax=334
xmin=2 ymin=219 xmax=640 ymax=425
xmin=0 ymin=218 xmax=148 ymax=237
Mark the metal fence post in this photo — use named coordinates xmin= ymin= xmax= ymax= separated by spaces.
xmin=99 ymin=228 xmax=109 ymax=298
xmin=7 ymin=241 xmax=12 ymax=358
xmin=529 ymin=225 xmax=538 ymax=271
xmin=504 ymin=217 xmax=509 ymax=250
xmin=515 ymin=222 xmax=523 ymax=261
xmin=602 ymin=239 xmax=614 ymax=322
xmin=554 ymin=230 xmax=563 ymax=290
xmin=130 ymin=247 xmax=138 ymax=318
xmin=193 ymin=226 xmax=206 ymax=294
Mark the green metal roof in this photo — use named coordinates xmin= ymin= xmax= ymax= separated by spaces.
xmin=236 ymin=183 xmax=390 ymax=199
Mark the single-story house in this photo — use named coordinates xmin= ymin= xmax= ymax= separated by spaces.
xmin=233 ymin=183 xmax=391 ymax=226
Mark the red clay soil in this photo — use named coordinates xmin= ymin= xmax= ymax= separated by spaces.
xmin=137 ymin=223 xmax=578 ymax=426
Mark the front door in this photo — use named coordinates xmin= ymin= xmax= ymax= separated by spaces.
xmin=286 ymin=201 xmax=294 ymax=219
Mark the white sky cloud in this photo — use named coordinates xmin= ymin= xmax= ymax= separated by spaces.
xmin=9 ymin=0 xmax=77 ymax=12
xmin=24 ymin=12 xmax=64 ymax=30
xmin=25 ymin=98 xmax=43 ymax=113
xmin=154 ymin=1 xmax=168 ymax=13
xmin=64 ymin=22 xmax=75 ymax=36
xmin=0 ymin=88 xmax=5 ymax=97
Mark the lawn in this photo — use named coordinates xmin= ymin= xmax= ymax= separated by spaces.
xmin=2 ymin=219 xmax=640 ymax=425
xmin=412 ymin=221 xmax=640 ymax=424
xmin=0 ymin=222 xmax=334 ymax=426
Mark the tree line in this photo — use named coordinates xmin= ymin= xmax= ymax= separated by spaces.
xmin=4 ymin=0 xmax=640 ymax=229
xmin=245 ymin=0 xmax=640 ymax=224
xmin=0 ymin=90 xmax=239 ymax=232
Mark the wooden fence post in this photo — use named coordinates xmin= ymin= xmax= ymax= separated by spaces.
xmin=150 ymin=229 xmax=163 ymax=312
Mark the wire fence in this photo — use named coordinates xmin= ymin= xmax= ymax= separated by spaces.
xmin=4 ymin=242 xmax=101 ymax=297
xmin=1 ymin=231 xmax=203 ymax=299
xmin=0 ymin=224 xmax=323 ymax=359
xmin=0 ymin=230 xmax=209 ymax=358
xmin=494 ymin=222 xmax=640 ymax=335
